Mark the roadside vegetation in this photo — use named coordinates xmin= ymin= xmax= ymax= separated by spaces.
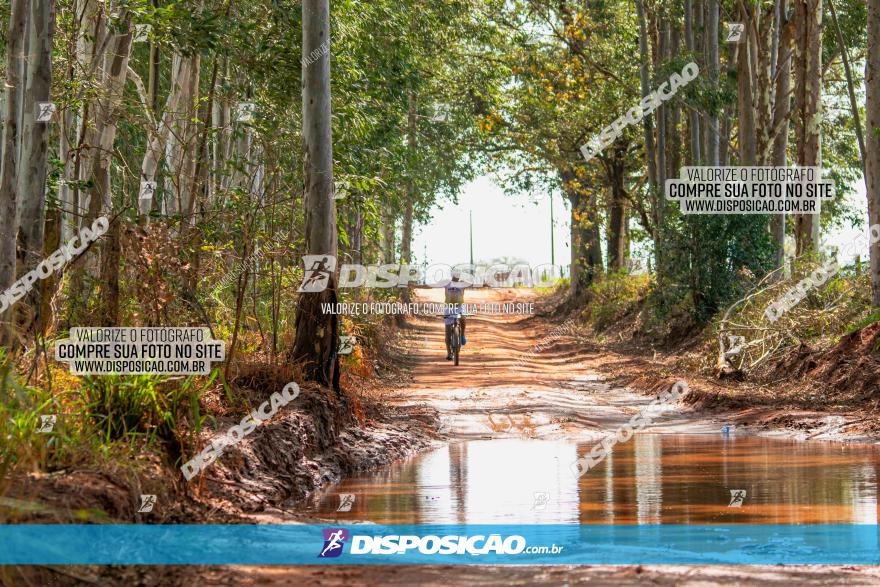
xmin=1 ymin=0 xmax=879 ymax=539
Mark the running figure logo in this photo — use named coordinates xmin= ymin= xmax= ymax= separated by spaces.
xmin=728 ymin=489 xmax=747 ymax=507
xmin=36 ymin=102 xmax=56 ymax=122
xmin=532 ymin=491 xmax=550 ymax=511
xmin=36 ymin=415 xmax=56 ymax=433
xmin=297 ymin=255 xmax=336 ymax=293
xmin=137 ymin=494 xmax=157 ymax=513
xmin=723 ymin=334 xmax=745 ymax=358
xmin=337 ymin=494 xmax=355 ymax=512
xmin=338 ymin=336 xmax=356 ymax=355
xmin=140 ymin=181 xmax=157 ymax=201
xmin=318 ymin=528 xmax=349 ymax=558
xmin=726 ymin=23 xmax=745 ymax=43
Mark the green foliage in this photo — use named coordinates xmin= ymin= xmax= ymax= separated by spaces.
xmin=846 ymin=311 xmax=880 ymax=335
xmin=656 ymin=213 xmax=777 ymax=324
xmin=0 ymin=350 xmax=50 ymax=479
xmin=582 ymin=272 xmax=652 ymax=332
xmin=702 ymin=258 xmax=878 ymax=377
xmin=79 ymin=372 xmax=212 ymax=446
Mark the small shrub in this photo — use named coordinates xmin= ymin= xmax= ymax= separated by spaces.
xmin=79 ymin=372 xmax=212 ymax=449
xmin=583 ymin=272 xmax=652 ymax=332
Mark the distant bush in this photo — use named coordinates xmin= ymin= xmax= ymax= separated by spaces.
xmin=581 ymin=271 xmax=652 ymax=332
xmin=79 ymin=373 xmax=212 ymax=450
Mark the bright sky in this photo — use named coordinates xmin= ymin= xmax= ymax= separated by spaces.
xmin=413 ymin=174 xmax=873 ymax=270
xmin=412 ymin=175 xmax=571 ymax=268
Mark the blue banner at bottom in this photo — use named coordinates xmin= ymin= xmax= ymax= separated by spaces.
xmin=1 ymin=524 xmax=878 ymax=565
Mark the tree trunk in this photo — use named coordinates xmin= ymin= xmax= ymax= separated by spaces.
xmin=720 ymin=33 xmax=736 ymax=167
xmin=829 ymin=0 xmax=866 ymax=171
xmin=737 ymin=4 xmax=757 ymax=166
xmin=161 ymin=53 xmax=201 ymax=216
xmin=0 ymin=0 xmax=30 ymax=345
xmin=562 ymin=169 xmax=602 ymax=298
xmin=793 ymin=0 xmax=822 ymax=255
xmin=16 ymin=0 xmax=55 ymax=337
xmin=706 ymin=0 xmax=721 ymax=166
xmin=605 ymin=152 xmax=628 ymax=272
xmin=60 ymin=105 xmax=75 ymax=242
xmin=656 ymin=17 xmax=668 ymax=191
xmin=668 ymin=25 xmax=682 ymax=178
xmin=867 ymin=0 xmax=880 ymax=306
xmin=381 ymin=209 xmax=396 ymax=263
xmin=71 ymin=19 xmax=133 ymax=325
xmin=401 ymin=92 xmax=417 ymax=265
xmin=771 ymin=0 xmax=794 ymax=271
xmin=148 ymin=0 xmax=161 ymax=114
xmin=635 ymin=0 xmax=660 ymax=268
xmin=290 ymin=0 xmax=340 ymax=389
xmin=685 ymin=0 xmax=702 ymax=164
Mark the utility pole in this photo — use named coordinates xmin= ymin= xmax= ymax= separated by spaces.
xmin=550 ymin=195 xmax=555 ymax=266
xmin=469 ymin=210 xmax=474 ymax=266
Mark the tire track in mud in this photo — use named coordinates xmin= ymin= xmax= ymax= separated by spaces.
xmin=386 ymin=288 xmax=700 ymax=441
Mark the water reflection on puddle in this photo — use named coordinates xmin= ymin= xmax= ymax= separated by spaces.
xmin=312 ymin=436 xmax=880 ymax=524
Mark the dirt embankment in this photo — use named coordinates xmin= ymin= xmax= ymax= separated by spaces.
xmin=557 ymin=293 xmax=880 ymax=443
xmin=6 ymin=352 xmax=436 ymax=530
xmin=11 ymin=287 xmax=880 ymax=586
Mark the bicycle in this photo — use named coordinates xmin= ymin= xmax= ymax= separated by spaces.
xmin=444 ymin=312 xmax=469 ymax=366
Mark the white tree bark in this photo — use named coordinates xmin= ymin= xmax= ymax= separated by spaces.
xmin=17 ymin=0 xmax=55 ymax=275
xmin=0 ymin=0 xmax=30 ymax=340
xmin=140 ymin=52 xmax=194 ymax=216
xmin=867 ymin=0 xmax=880 ymax=306
xmin=290 ymin=0 xmax=340 ymax=387
xmin=706 ymin=0 xmax=720 ymax=166
xmin=793 ymin=0 xmax=823 ymax=255
xmin=771 ymin=0 xmax=794 ymax=273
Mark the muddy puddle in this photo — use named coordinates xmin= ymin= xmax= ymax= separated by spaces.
xmin=309 ymin=435 xmax=880 ymax=524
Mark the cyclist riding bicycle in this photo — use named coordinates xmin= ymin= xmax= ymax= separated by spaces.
xmin=444 ymin=271 xmax=468 ymax=360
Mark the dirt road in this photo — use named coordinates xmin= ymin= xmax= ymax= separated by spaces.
xmin=384 ymin=287 xmax=711 ymax=440
xmin=217 ymin=288 xmax=880 ymax=586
